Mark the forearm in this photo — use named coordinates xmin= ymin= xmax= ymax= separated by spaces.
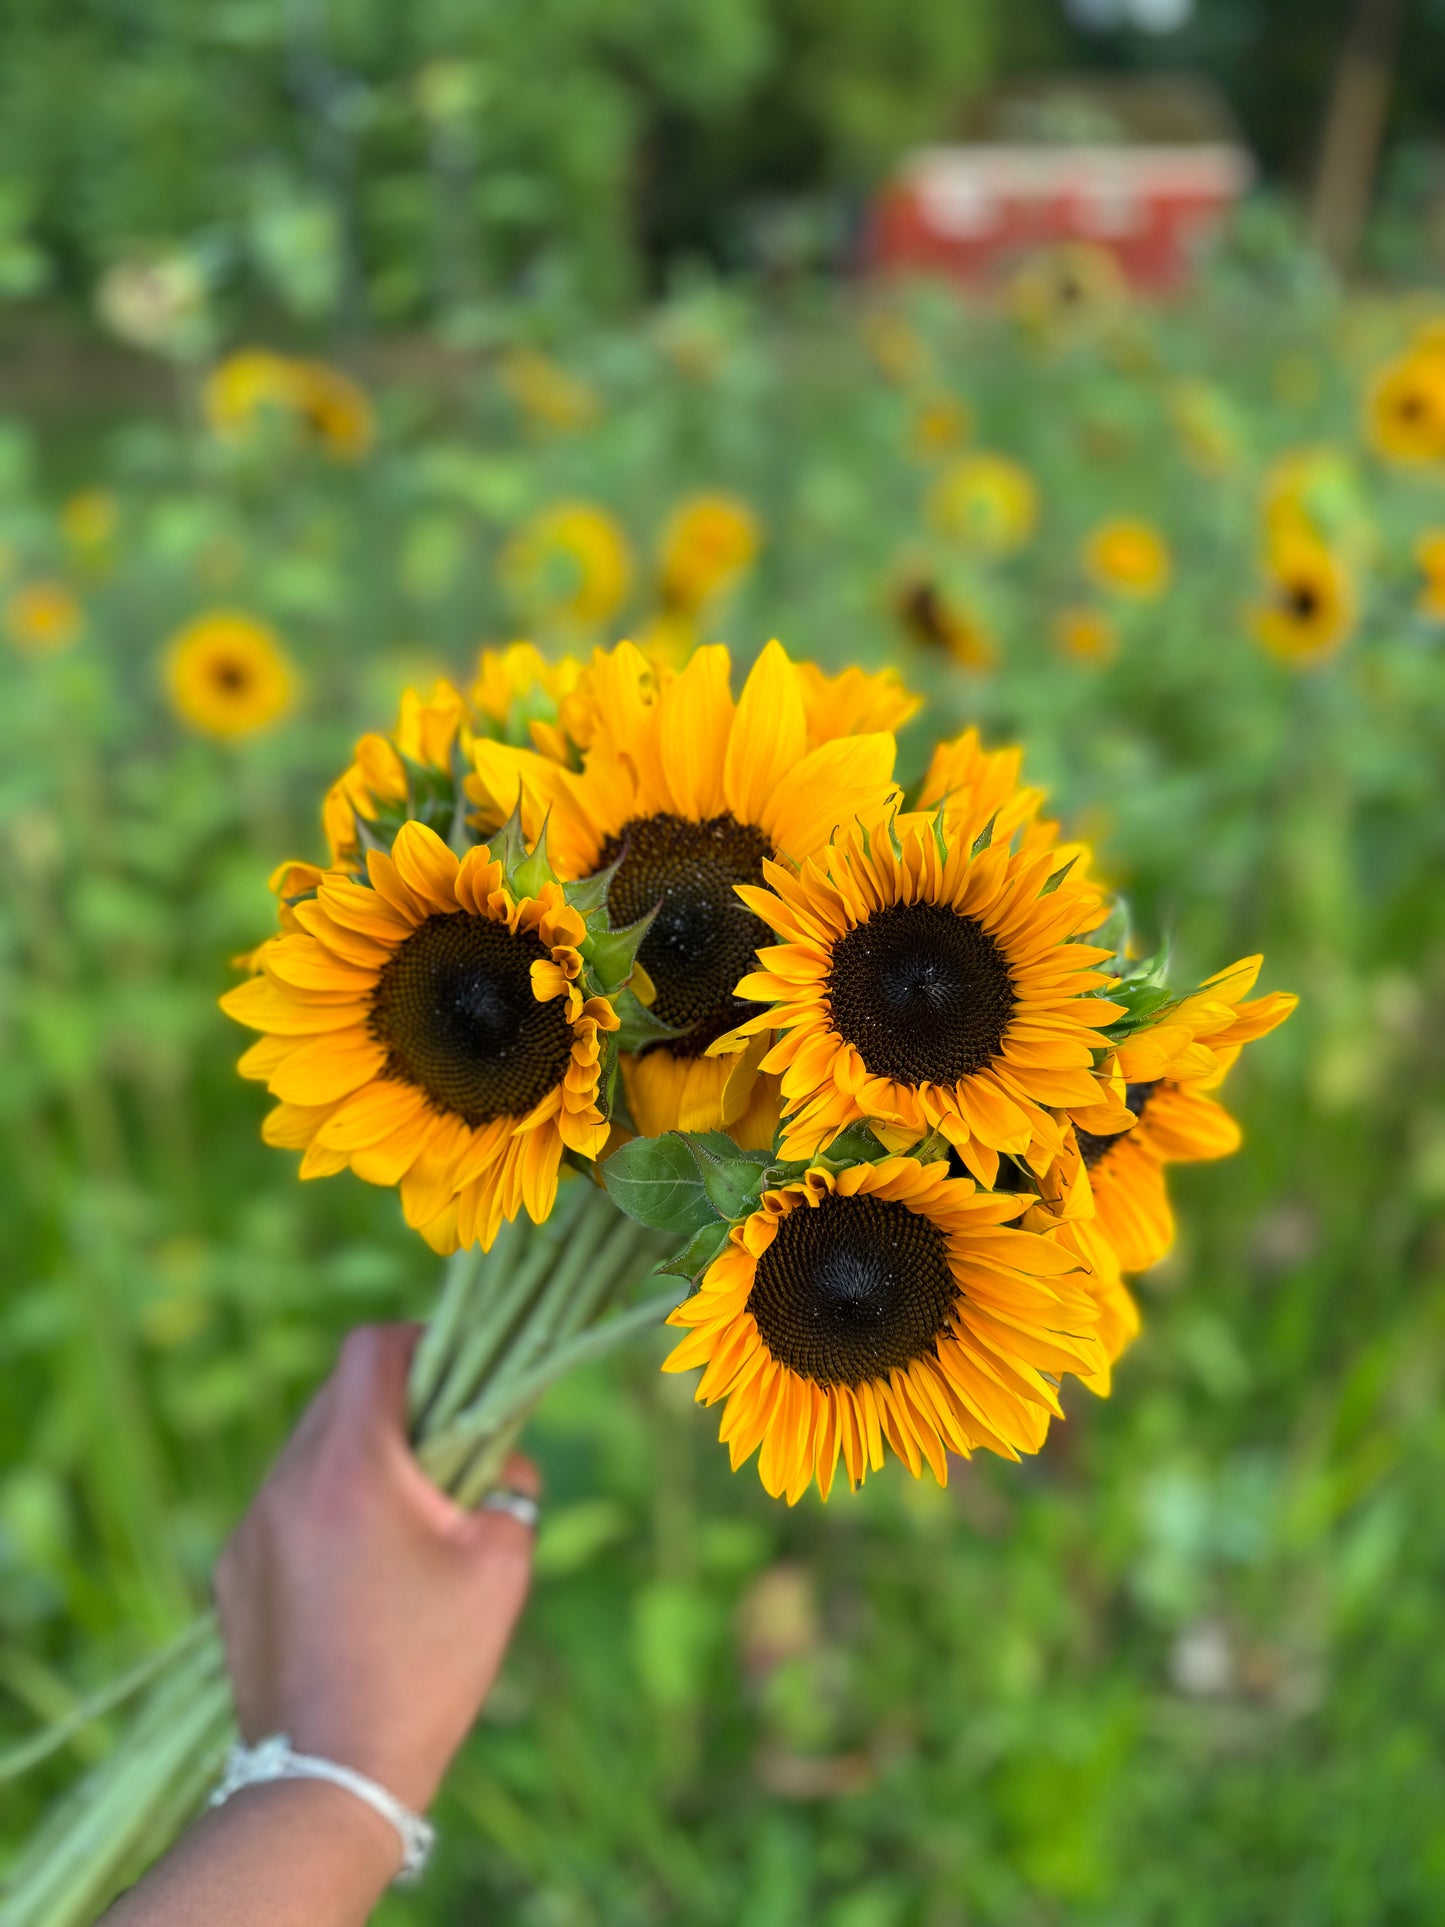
xmin=100 ymin=1781 xmax=399 ymax=1927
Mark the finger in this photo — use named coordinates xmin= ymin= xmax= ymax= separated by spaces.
xmin=328 ymin=1323 xmax=425 ymax=1447
xmin=494 ymin=1452 xmax=542 ymax=1502
xmin=460 ymin=1453 xmax=543 ymax=1558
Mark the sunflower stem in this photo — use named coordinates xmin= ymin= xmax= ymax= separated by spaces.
xmin=405 ymin=1236 xmax=492 ymax=1428
xmin=413 ymin=1182 xmax=593 ymax=1438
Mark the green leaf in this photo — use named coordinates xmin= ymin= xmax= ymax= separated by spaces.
xmin=686 ymin=1132 xmax=771 ymax=1220
xmin=602 ymin=1134 xmax=721 ymax=1235
xmin=612 ymin=988 xmax=689 ymax=1054
xmin=656 ymin=1218 xmax=732 ymax=1281
xmin=818 ymin=1120 xmax=891 ymax=1164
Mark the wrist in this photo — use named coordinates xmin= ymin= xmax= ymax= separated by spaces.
xmin=210 ymin=1777 xmax=404 ymax=1886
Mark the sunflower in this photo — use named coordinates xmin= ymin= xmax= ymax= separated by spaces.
xmin=726 ymin=808 xmax=1122 ymax=1183
xmin=862 ymin=309 xmax=933 ymax=385
xmin=991 ymin=1142 xmax=1139 ymax=1397
xmin=1072 ymin=1076 xmax=1238 ymax=1273
xmin=4 ymin=580 xmax=83 ymax=655
xmin=1415 ymin=532 xmax=1445 ymax=620
xmin=470 ymin=642 xmax=581 ymax=745
xmin=61 ymin=489 xmax=119 ymax=554
xmin=663 ymin=1155 xmax=1107 ymax=1501
xmin=501 ymin=502 xmax=633 ymax=628
xmin=1250 ymin=531 xmax=1355 ymax=666
xmin=910 ymin=392 xmax=972 ymax=459
xmin=204 ymin=350 xmax=373 ymax=461
xmin=468 ymin=640 xmax=900 ymax=1136
xmin=1010 ymin=241 xmax=1125 ymax=336
xmin=1167 ymin=380 xmax=1240 ymax=475
xmin=1366 ymin=347 xmax=1445 ymax=465
xmin=658 ymin=494 xmax=759 ymax=613
xmin=894 ymin=574 xmax=996 ymax=670
xmin=164 ymin=611 xmax=296 ymax=738
xmin=286 ymin=359 xmax=375 ymax=461
xmin=1053 ymin=605 xmax=1118 ymax=665
xmin=1083 ymin=520 xmax=1171 ymax=599
xmin=496 ymin=347 xmax=601 ymax=432
xmin=221 ymin=821 xmax=620 ymax=1253
xmin=322 ymin=681 xmax=469 ymax=870
xmin=928 ymin=454 xmax=1038 ymax=556
xmin=1068 ymin=953 xmax=1297 ymax=1272
xmin=793 ymin=661 xmax=921 ymax=743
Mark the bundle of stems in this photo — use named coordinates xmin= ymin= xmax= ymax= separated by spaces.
xmin=0 ymin=1179 xmax=672 ymax=1927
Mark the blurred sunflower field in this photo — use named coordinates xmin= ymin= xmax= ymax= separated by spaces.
xmin=2 ymin=242 xmax=1445 ymax=1925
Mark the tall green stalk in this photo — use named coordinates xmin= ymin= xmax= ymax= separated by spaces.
xmin=0 ymin=1181 xmax=673 ymax=1927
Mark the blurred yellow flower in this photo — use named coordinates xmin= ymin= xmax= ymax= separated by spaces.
xmin=61 ymin=489 xmax=119 ymax=552
xmin=204 ymin=350 xmax=374 ymax=461
xmin=502 ymin=501 xmax=633 ymax=627
xmin=1366 ymin=345 xmax=1445 ymax=465
xmin=1011 ymin=242 xmax=1125 ymax=336
xmin=910 ymin=392 xmax=971 ymax=459
xmin=470 ymin=642 xmax=581 ymax=737
xmin=1053 ymin=605 xmax=1118 ymax=665
xmin=5 ymin=580 xmax=83 ymax=655
xmin=928 ymin=454 xmax=1038 ymax=556
xmin=1250 ymin=535 xmax=1355 ymax=667
xmin=164 ymin=611 xmax=296 ymax=737
xmin=1415 ymin=532 xmax=1445 ymax=620
xmin=659 ymin=493 xmax=759 ymax=613
xmin=895 ymin=575 xmax=996 ymax=670
xmin=862 ymin=309 xmax=933 ymax=385
xmin=497 ymin=347 xmax=600 ymax=431
xmin=1167 ymin=381 xmax=1240 ymax=474
xmin=1084 ymin=519 xmax=1172 ymax=599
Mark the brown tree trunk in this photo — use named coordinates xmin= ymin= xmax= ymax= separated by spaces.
xmin=1310 ymin=0 xmax=1405 ymax=270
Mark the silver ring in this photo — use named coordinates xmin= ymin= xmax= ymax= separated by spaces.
xmin=480 ymin=1489 xmax=539 ymax=1531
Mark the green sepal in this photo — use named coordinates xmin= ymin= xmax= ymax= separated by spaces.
xmin=818 ymin=1120 xmax=892 ymax=1164
xmin=1097 ymin=941 xmax=1177 ymax=1042
xmin=611 ymin=988 xmax=689 ymax=1053
xmin=508 ymin=811 xmax=556 ymax=899
xmin=602 ymin=1133 xmax=724 ymax=1236
xmin=1040 ymin=854 xmax=1078 ymax=897
xmin=582 ymin=908 xmax=658 ymax=993
xmin=930 ymin=806 xmax=950 ymax=868
xmin=971 ymin=812 xmax=997 ymax=858
xmin=563 ymin=848 xmax=625 ymax=920
xmin=656 ymin=1218 xmax=733 ymax=1283
xmin=686 ymin=1132 xmax=772 ymax=1221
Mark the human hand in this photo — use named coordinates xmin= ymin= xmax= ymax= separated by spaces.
xmin=215 ymin=1323 xmax=538 ymax=1815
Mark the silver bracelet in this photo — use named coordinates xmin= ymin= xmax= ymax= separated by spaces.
xmin=210 ymin=1733 xmax=436 ymax=1885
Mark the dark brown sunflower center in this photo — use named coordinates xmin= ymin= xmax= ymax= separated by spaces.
xmin=595 ymin=811 xmax=772 ymax=1058
xmin=213 ymin=657 xmax=251 ymax=693
xmin=370 ymin=912 xmax=572 ymax=1126
xmin=747 ymin=1191 xmax=957 ymax=1387
xmin=1283 ymin=581 xmax=1321 ymax=621
xmin=826 ymin=900 xmax=1015 ymax=1086
xmin=1075 ymin=1079 xmax=1160 ymax=1169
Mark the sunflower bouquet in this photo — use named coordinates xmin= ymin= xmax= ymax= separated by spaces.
xmin=0 ymin=639 xmax=1293 ymax=1924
